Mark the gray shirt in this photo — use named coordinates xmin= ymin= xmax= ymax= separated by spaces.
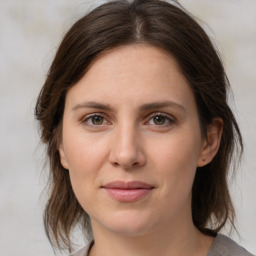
xmin=71 ymin=234 xmax=254 ymax=256
xmin=207 ymin=234 xmax=254 ymax=256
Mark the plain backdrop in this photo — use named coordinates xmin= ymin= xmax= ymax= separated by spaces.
xmin=0 ymin=0 xmax=255 ymax=255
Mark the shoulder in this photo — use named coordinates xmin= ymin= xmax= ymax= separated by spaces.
xmin=208 ymin=234 xmax=254 ymax=256
xmin=70 ymin=242 xmax=93 ymax=256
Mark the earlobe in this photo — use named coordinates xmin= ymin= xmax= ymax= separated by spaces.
xmin=197 ymin=118 xmax=223 ymax=167
xmin=59 ymin=144 xmax=69 ymax=169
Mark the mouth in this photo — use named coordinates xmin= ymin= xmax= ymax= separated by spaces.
xmin=101 ymin=181 xmax=155 ymax=202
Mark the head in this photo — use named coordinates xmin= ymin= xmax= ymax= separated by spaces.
xmin=35 ymin=0 xmax=243 ymax=252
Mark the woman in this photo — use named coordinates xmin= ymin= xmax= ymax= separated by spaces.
xmin=35 ymin=0 xmax=254 ymax=255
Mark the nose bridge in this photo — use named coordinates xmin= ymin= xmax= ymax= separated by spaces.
xmin=109 ymin=120 xmax=145 ymax=168
xmin=118 ymin=122 xmax=137 ymax=152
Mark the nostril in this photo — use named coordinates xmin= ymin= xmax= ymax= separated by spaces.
xmin=112 ymin=160 xmax=139 ymax=169
xmin=132 ymin=161 xmax=139 ymax=167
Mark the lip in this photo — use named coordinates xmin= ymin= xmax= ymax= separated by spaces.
xmin=101 ymin=181 xmax=154 ymax=202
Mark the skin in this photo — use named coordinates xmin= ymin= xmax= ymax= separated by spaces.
xmin=59 ymin=45 xmax=223 ymax=256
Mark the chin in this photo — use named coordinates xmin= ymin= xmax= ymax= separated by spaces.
xmin=99 ymin=210 xmax=157 ymax=237
xmin=108 ymin=223 xmax=152 ymax=237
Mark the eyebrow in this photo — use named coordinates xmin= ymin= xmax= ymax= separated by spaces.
xmin=72 ymin=100 xmax=186 ymax=112
xmin=72 ymin=102 xmax=113 ymax=111
xmin=139 ymin=101 xmax=186 ymax=112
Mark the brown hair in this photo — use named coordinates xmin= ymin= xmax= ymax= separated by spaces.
xmin=35 ymin=0 xmax=243 ymax=252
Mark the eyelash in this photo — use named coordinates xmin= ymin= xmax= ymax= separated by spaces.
xmin=81 ymin=112 xmax=175 ymax=128
xmin=81 ymin=113 xmax=109 ymax=127
xmin=146 ymin=112 xmax=175 ymax=127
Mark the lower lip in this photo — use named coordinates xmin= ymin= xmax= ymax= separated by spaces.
xmin=103 ymin=188 xmax=153 ymax=202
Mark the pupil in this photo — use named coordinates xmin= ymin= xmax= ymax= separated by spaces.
xmin=93 ymin=116 xmax=103 ymax=125
xmin=154 ymin=116 xmax=165 ymax=125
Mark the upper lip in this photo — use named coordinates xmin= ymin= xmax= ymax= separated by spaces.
xmin=102 ymin=181 xmax=154 ymax=189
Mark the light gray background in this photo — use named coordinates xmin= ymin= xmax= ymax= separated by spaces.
xmin=0 ymin=1 xmax=255 ymax=255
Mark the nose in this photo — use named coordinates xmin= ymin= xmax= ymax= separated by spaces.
xmin=108 ymin=124 xmax=146 ymax=169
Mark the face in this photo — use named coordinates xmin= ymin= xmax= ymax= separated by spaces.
xmin=59 ymin=45 xmax=217 ymax=237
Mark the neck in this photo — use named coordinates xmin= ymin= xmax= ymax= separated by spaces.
xmin=89 ymin=217 xmax=214 ymax=256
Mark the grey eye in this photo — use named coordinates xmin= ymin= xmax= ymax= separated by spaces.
xmin=153 ymin=116 xmax=166 ymax=125
xmin=147 ymin=113 xmax=175 ymax=127
xmin=90 ymin=116 xmax=105 ymax=125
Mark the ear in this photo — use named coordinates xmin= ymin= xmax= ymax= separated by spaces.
xmin=58 ymin=144 xmax=69 ymax=169
xmin=197 ymin=118 xmax=223 ymax=167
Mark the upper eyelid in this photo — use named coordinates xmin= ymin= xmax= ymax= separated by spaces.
xmin=146 ymin=112 xmax=175 ymax=121
xmin=81 ymin=111 xmax=174 ymax=118
xmin=80 ymin=111 xmax=175 ymax=124
xmin=82 ymin=112 xmax=107 ymax=120
xmin=81 ymin=113 xmax=110 ymax=124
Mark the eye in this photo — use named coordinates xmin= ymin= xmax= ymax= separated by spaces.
xmin=82 ymin=114 xmax=108 ymax=126
xmin=147 ymin=113 xmax=175 ymax=126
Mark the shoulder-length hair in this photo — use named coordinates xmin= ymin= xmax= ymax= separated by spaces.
xmin=35 ymin=0 xmax=243 ymax=252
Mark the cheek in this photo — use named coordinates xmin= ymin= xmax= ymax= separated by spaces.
xmin=147 ymin=131 xmax=201 ymax=190
xmin=64 ymin=131 xmax=107 ymax=169
xmin=62 ymin=130 xmax=111 ymax=194
xmin=62 ymin=132 xmax=111 ymax=213
xmin=150 ymin=133 xmax=200 ymax=168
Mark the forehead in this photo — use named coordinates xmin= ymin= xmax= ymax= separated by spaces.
xmin=65 ymin=44 xmax=195 ymax=111
xmin=86 ymin=44 xmax=183 ymax=85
